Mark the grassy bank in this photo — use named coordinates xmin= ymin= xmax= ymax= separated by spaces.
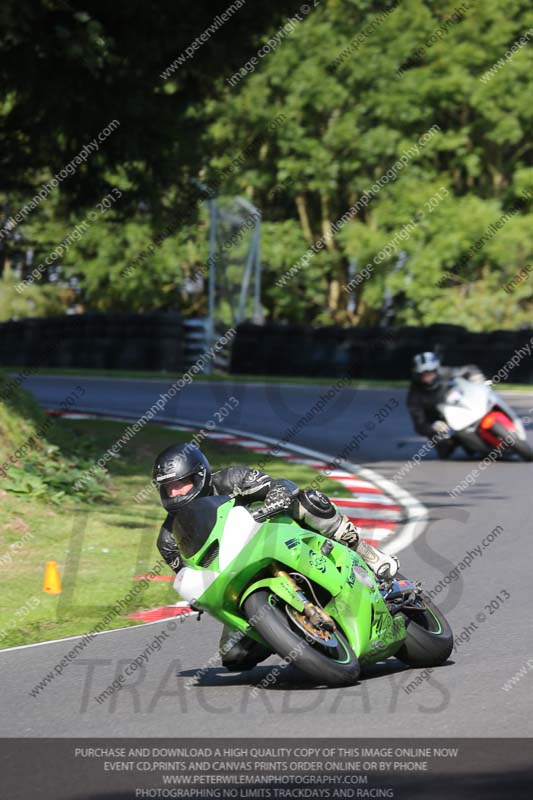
xmin=0 ymin=378 xmax=347 ymax=648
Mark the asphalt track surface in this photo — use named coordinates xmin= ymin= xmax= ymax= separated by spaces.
xmin=2 ymin=375 xmax=533 ymax=739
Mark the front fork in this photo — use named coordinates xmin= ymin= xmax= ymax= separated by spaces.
xmin=271 ymin=563 xmax=336 ymax=631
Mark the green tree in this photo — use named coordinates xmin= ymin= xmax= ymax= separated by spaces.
xmin=2 ymin=0 xmax=533 ymax=331
xmin=205 ymin=0 xmax=533 ymax=328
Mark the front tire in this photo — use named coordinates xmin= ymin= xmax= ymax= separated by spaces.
xmin=395 ymin=592 xmax=453 ymax=668
xmin=244 ymin=590 xmax=360 ymax=687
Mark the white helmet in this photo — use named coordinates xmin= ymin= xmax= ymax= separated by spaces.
xmin=412 ymin=352 xmax=441 ymax=388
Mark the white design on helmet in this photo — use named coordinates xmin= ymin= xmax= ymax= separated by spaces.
xmin=156 ymin=472 xmax=178 ymax=482
xmin=413 ymin=352 xmax=440 ymax=373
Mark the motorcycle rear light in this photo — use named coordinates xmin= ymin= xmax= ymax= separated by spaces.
xmin=480 ymin=413 xmax=498 ymax=429
xmin=478 ymin=409 xmax=517 ymax=448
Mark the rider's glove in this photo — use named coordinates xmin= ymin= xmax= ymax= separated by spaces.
xmin=264 ymin=484 xmax=296 ymax=514
xmin=432 ymin=420 xmax=451 ymax=436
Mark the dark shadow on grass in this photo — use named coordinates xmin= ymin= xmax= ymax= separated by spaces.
xmin=111 ymin=520 xmax=148 ymax=529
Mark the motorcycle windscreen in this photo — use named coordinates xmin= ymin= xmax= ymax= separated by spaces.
xmin=172 ymin=495 xmax=230 ymax=558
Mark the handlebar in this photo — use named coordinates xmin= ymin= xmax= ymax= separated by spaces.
xmin=252 ymin=500 xmax=293 ymax=523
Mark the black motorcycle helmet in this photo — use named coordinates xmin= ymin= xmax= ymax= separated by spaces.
xmin=412 ymin=351 xmax=441 ymax=390
xmin=152 ymin=443 xmax=212 ymax=513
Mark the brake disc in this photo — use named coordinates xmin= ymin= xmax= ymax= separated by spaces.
xmin=285 ymin=605 xmax=339 ymax=650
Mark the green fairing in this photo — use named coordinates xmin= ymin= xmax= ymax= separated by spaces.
xmin=180 ymin=499 xmax=405 ymax=663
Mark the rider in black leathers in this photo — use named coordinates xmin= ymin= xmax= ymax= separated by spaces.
xmin=407 ymin=352 xmax=485 ymax=458
xmin=154 ymin=443 xmax=399 ymax=670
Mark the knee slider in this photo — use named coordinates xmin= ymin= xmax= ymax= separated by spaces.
xmin=297 ymin=489 xmax=337 ymax=520
xmin=297 ymin=489 xmax=341 ymax=537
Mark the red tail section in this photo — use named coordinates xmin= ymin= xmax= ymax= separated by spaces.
xmin=478 ymin=410 xmax=515 ymax=447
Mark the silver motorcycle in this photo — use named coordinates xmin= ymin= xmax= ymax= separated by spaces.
xmin=437 ymin=377 xmax=533 ymax=461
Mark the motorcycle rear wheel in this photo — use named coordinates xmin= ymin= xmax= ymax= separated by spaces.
xmin=491 ymin=421 xmax=533 ymax=462
xmin=395 ymin=590 xmax=454 ymax=668
xmin=244 ymin=590 xmax=360 ymax=687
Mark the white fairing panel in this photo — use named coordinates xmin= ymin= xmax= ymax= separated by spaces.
xmin=174 ymin=568 xmax=219 ymax=603
xmin=173 ymin=507 xmax=262 ymax=602
xmin=438 ymin=379 xmax=492 ymax=431
xmin=218 ymin=506 xmax=262 ymax=570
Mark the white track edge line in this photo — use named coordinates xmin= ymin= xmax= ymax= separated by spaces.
xmin=0 ymin=611 xmax=196 ymax=654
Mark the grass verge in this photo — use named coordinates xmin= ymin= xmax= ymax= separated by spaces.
xmin=3 ymin=366 xmax=533 ymax=391
xmin=1 ymin=365 xmax=406 ymax=387
xmin=1 ymin=407 xmax=349 ymax=649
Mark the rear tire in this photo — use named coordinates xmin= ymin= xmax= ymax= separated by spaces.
xmin=395 ymin=591 xmax=454 ymax=668
xmin=244 ymin=590 xmax=360 ymax=687
xmin=491 ymin=421 xmax=533 ymax=462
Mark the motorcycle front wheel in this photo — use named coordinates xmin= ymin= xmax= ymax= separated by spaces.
xmin=244 ymin=590 xmax=360 ymax=687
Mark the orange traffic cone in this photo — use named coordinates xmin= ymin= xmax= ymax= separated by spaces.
xmin=43 ymin=561 xmax=62 ymax=594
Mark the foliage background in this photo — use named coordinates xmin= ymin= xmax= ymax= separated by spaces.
xmin=1 ymin=0 xmax=533 ymax=331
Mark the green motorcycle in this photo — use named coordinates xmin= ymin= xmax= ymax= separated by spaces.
xmin=173 ymin=495 xmax=453 ymax=686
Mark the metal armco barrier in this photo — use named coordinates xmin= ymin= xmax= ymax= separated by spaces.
xmin=0 ymin=312 xmax=185 ymax=372
xmin=2 ymin=315 xmax=532 ymax=383
xmin=230 ymin=322 xmax=533 ymax=383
